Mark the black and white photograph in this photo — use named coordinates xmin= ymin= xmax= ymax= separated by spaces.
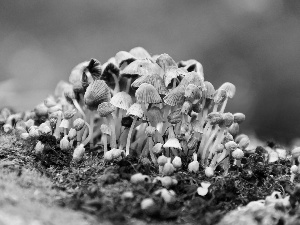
xmin=1 ymin=1 xmax=300 ymax=224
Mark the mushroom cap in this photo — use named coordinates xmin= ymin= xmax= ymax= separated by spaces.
xmin=163 ymin=86 xmax=185 ymax=106
xmin=131 ymin=73 xmax=168 ymax=95
xmin=60 ymin=136 xmax=70 ymax=150
xmin=184 ymin=84 xmax=202 ymax=101
xmin=63 ymin=83 xmax=76 ymax=101
xmin=135 ymin=83 xmax=162 ymax=104
xmin=84 ymin=80 xmax=111 ymax=110
xmin=69 ymin=61 xmax=89 ymax=93
xmin=68 ymin=128 xmax=77 ymax=140
xmin=163 ymin=67 xmax=181 ymax=88
xmin=197 ymin=187 xmax=208 ymax=196
xmin=115 ymin=51 xmax=136 ymax=68
xmin=73 ymin=144 xmax=85 ymax=161
xmin=292 ymin=147 xmax=300 ymax=158
xmin=100 ymin=124 xmax=111 ymax=135
xmin=181 ymin=101 xmax=193 ymax=115
xmin=191 ymin=120 xmax=203 ymax=133
xmin=213 ymin=88 xmax=227 ymax=105
xmin=121 ymin=59 xmax=163 ymax=78
xmin=232 ymin=148 xmax=244 ymax=159
xmin=59 ymin=119 xmax=70 ymax=129
xmin=73 ymin=118 xmax=85 ymax=131
xmin=222 ymin=112 xmax=234 ymax=127
xmin=110 ymin=92 xmax=132 ymax=110
xmin=219 ymin=82 xmax=236 ymax=99
xmin=228 ymin=122 xmax=239 ymax=136
xmin=201 ymin=181 xmax=211 ymax=189
xmin=97 ymin=102 xmax=116 ymax=117
xmin=203 ymin=81 xmax=215 ymax=99
xmin=291 ymin=165 xmax=299 ymax=174
xmin=64 ymin=109 xmax=77 ymax=119
xmin=205 ymin=167 xmax=214 ymax=177
xmin=268 ymin=150 xmax=279 ymax=163
xmin=157 ymin=155 xmax=168 ymax=166
xmin=85 ymin=58 xmax=102 ymax=80
xmin=234 ymin=113 xmax=246 ymax=124
xmin=178 ymin=71 xmax=204 ymax=89
xmin=167 ymin=108 xmax=182 ymax=124
xmin=54 ymin=80 xmax=71 ymax=98
xmin=156 ymin=53 xmax=177 ymax=72
xmin=187 ymin=135 xmax=199 ymax=150
xmin=34 ymin=103 xmax=48 ymax=117
xmin=178 ymin=59 xmax=203 ymax=75
xmin=172 ymin=156 xmax=182 ymax=168
xmin=129 ymin=47 xmax=151 ymax=59
xmin=225 ymin=141 xmax=238 ymax=151
xmin=188 ymin=160 xmax=199 ymax=173
xmin=44 ymin=95 xmax=57 ymax=108
xmin=126 ymin=103 xmax=144 ymax=118
xmin=238 ymin=136 xmax=250 ymax=149
xmin=100 ymin=57 xmax=120 ymax=89
xmin=163 ymin=137 xmax=182 ymax=149
xmin=207 ymin=112 xmax=223 ymax=125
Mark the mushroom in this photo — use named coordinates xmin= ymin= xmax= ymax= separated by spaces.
xmin=97 ymin=102 xmax=117 ymax=148
xmin=218 ymin=82 xmax=236 ymax=113
xmin=100 ymin=57 xmax=120 ymax=94
xmin=100 ymin=124 xmax=111 ymax=154
xmin=125 ymin=103 xmax=144 ymax=156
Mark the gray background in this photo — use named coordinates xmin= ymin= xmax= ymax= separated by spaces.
xmin=0 ymin=0 xmax=300 ymax=145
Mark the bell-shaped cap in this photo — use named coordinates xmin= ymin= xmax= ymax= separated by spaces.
xmin=219 ymin=82 xmax=236 ymax=99
xmin=222 ymin=112 xmax=234 ymax=127
xmin=100 ymin=57 xmax=120 ymax=89
xmin=121 ymin=59 xmax=163 ymax=78
xmin=203 ymin=81 xmax=215 ymax=99
xmin=85 ymin=58 xmax=102 ymax=80
xmin=44 ymin=95 xmax=57 ymax=108
xmin=156 ymin=53 xmax=177 ymax=72
xmin=129 ymin=47 xmax=151 ymax=59
xmin=163 ymin=137 xmax=182 ymax=149
xmin=184 ymin=84 xmax=202 ymax=101
xmin=115 ymin=51 xmax=136 ymax=68
xmin=178 ymin=71 xmax=204 ymax=90
xmin=131 ymin=73 xmax=168 ymax=95
xmin=181 ymin=101 xmax=192 ymax=115
xmin=207 ymin=112 xmax=223 ymax=125
xmin=213 ymin=89 xmax=227 ymax=105
xmin=69 ymin=61 xmax=89 ymax=93
xmin=234 ymin=112 xmax=246 ymax=124
xmin=64 ymin=108 xmax=77 ymax=120
xmin=110 ymin=92 xmax=132 ymax=110
xmin=232 ymin=148 xmax=244 ymax=159
xmin=145 ymin=126 xmax=156 ymax=137
xmin=84 ymin=80 xmax=111 ymax=110
xmin=163 ymin=86 xmax=185 ymax=106
xmin=73 ymin=118 xmax=85 ymax=131
xmin=127 ymin=103 xmax=144 ymax=118
xmin=97 ymin=102 xmax=116 ymax=117
xmin=135 ymin=83 xmax=162 ymax=104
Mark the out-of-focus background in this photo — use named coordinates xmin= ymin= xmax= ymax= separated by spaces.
xmin=0 ymin=0 xmax=300 ymax=145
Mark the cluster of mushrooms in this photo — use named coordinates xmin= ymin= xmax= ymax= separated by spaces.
xmin=1 ymin=46 xmax=300 ymax=183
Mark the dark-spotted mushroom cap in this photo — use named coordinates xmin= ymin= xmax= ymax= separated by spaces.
xmin=135 ymin=83 xmax=162 ymax=104
xmin=110 ymin=92 xmax=132 ymax=110
xmin=84 ymin=80 xmax=111 ymax=110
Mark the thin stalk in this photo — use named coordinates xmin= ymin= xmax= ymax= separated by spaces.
xmin=107 ymin=114 xmax=117 ymax=148
xmin=126 ymin=78 xmax=132 ymax=93
xmin=89 ymin=111 xmax=95 ymax=148
xmin=82 ymin=121 xmax=92 ymax=146
xmin=219 ymin=97 xmax=228 ymax=113
xmin=201 ymin=127 xmax=219 ymax=165
xmin=112 ymin=73 xmax=120 ymax=94
xmin=125 ymin=117 xmax=137 ymax=156
xmin=72 ymin=99 xmax=86 ymax=120
xmin=148 ymin=137 xmax=157 ymax=165
xmin=103 ymin=134 xmax=108 ymax=154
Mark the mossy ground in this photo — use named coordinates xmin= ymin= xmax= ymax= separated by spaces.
xmin=0 ymin=130 xmax=299 ymax=225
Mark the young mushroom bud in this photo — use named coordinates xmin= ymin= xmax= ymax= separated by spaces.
xmin=153 ymin=143 xmax=163 ymax=154
xmin=238 ymin=136 xmax=250 ymax=150
xmin=234 ymin=113 xmax=246 ymax=124
xmin=20 ymin=132 xmax=29 ymax=140
xmin=73 ymin=144 xmax=85 ymax=162
xmin=205 ymin=166 xmax=215 ymax=178
xmin=60 ymin=136 xmax=71 ymax=150
xmin=188 ymin=153 xmax=200 ymax=173
xmin=162 ymin=158 xmax=175 ymax=176
xmin=3 ymin=124 xmax=13 ymax=133
xmin=232 ymin=148 xmax=244 ymax=167
xmin=228 ymin=122 xmax=239 ymax=137
xmin=68 ymin=128 xmax=77 ymax=140
xmin=290 ymin=165 xmax=299 ymax=183
xmin=172 ymin=156 xmax=182 ymax=169
xmin=104 ymin=150 xmax=113 ymax=162
xmin=158 ymin=155 xmax=168 ymax=174
xmin=35 ymin=141 xmax=44 ymax=155
xmin=131 ymin=173 xmax=150 ymax=184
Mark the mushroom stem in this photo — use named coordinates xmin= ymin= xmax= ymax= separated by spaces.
xmin=112 ymin=73 xmax=119 ymax=94
xmin=72 ymin=99 xmax=86 ymax=120
xmin=89 ymin=112 xmax=95 ymax=148
xmin=107 ymin=114 xmax=117 ymax=148
xmin=125 ymin=78 xmax=132 ymax=93
xmin=53 ymin=113 xmax=62 ymax=140
xmin=103 ymin=134 xmax=108 ymax=154
xmin=126 ymin=117 xmax=137 ymax=156
xmin=201 ymin=127 xmax=219 ymax=165
xmin=220 ymin=97 xmax=228 ymax=113
xmin=82 ymin=121 xmax=92 ymax=146
xmin=148 ymin=137 xmax=157 ymax=165
xmin=119 ymin=128 xmax=129 ymax=150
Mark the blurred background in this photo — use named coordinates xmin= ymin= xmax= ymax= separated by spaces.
xmin=0 ymin=0 xmax=300 ymax=145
